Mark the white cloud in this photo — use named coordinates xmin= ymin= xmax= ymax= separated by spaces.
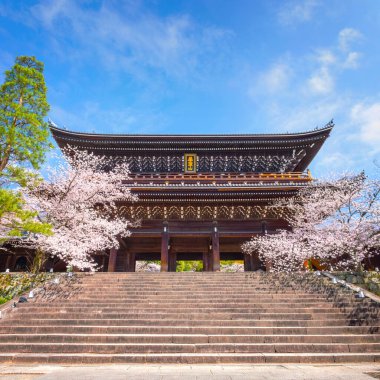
xmin=26 ymin=0 xmax=230 ymax=80
xmin=50 ymin=102 xmax=166 ymax=135
xmin=317 ymin=151 xmax=356 ymax=172
xmin=247 ymin=62 xmax=293 ymax=99
xmin=338 ymin=28 xmax=362 ymax=52
xmin=278 ymin=0 xmax=319 ymax=25
xmin=308 ymin=67 xmax=334 ymax=94
xmin=260 ymin=63 xmax=291 ymax=93
xmin=316 ymin=49 xmax=336 ymax=65
xmin=306 ymin=29 xmax=363 ymax=95
xmin=350 ymin=102 xmax=380 ymax=150
xmin=343 ymin=51 xmax=361 ymax=69
xmin=270 ymin=97 xmax=342 ymax=133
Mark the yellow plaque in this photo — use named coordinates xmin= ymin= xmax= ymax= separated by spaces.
xmin=184 ymin=153 xmax=197 ymax=173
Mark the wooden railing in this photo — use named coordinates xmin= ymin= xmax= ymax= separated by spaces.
xmin=124 ymin=171 xmax=312 ymax=186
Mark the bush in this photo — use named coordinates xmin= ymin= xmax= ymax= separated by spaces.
xmin=0 ymin=273 xmax=52 ymax=304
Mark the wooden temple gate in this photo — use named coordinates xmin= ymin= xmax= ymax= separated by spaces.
xmin=50 ymin=121 xmax=333 ymax=272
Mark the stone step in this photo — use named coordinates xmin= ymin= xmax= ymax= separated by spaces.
xmin=1 ymin=324 xmax=378 ymax=334
xmin=4 ymin=318 xmax=373 ymax=328
xmin=0 ymin=342 xmax=379 ymax=354
xmin=0 ymin=333 xmax=378 ymax=344
xmin=0 ymin=352 xmax=378 ymax=364
xmin=70 ymin=297 xmax=336 ymax=303
xmin=15 ymin=306 xmax=345 ymax=314
xmin=1 ymin=272 xmax=378 ymax=364
xmin=70 ymin=290 xmax=332 ymax=302
xmin=4 ymin=316 xmax=363 ymax=328
xmin=31 ymin=300 xmax=367 ymax=308
xmin=71 ymin=295 xmax=338 ymax=301
xmin=14 ymin=308 xmax=348 ymax=320
xmin=8 ymin=310 xmax=350 ymax=325
xmin=15 ymin=302 xmax=349 ymax=310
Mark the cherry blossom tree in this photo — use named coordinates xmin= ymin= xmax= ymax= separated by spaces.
xmin=242 ymin=173 xmax=380 ymax=272
xmin=23 ymin=146 xmax=136 ymax=270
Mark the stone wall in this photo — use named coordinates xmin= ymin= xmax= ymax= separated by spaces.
xmin=334 ymin=271 xmax=380 ymax=295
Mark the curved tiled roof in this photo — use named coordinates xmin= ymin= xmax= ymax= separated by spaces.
xmin=50 ymin=120 xmax=333 ymax=172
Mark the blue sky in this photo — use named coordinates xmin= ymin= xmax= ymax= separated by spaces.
xmin=0 ymin=0 xmax=379 ymax=177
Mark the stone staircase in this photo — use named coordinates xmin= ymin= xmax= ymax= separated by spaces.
xmin=0 ymin=272 xmax=379 ymax=364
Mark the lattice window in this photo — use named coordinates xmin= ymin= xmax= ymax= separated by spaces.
xmin=118 ymin=204 xmax=291 ymax=221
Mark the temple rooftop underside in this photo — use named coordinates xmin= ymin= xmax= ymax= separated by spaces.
xmin=45 ymin=121 xmax=333 ymax=272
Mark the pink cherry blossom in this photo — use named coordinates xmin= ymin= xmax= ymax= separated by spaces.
xmin=23 ymin=146 xmax=136 ymax=270
xmin=242 ymin=173 xmax=380 ymax=272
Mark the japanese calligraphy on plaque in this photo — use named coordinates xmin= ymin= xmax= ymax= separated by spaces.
xmin=184 ymin=153 xmax=197 ymax=173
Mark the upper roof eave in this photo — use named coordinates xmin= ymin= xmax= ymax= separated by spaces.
xmin=49 ymin=120 xmax=334 ymax=142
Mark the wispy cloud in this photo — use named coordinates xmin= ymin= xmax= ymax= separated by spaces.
xmin=315 ymin=50 xmax=336 ymax=66
xmin=243 ymin=22 xmax=377 ymax=174
xmin=308 ymin=66 xmax=334 ymax=94
xmin=249 ymin=26 xmax=364 ymax=103
xmin=307 ymin=28 xmax=363 ymax=94
xmin=277 ymin=0 xmax=320 ymax=26
xmin=350 ymin=102 xmax=380 ymax=151
xmin=343 ymin=51 xmax=361 ymax=69
xmin=338 ymin=28 xmax=363 ymax=52
xmin=248 ymin=62 xmax=292 ymax=98
xmin=5 ymin=0 xmax=231 ymax=82
xmin=50 ymin=102 xmax=167 ymax=135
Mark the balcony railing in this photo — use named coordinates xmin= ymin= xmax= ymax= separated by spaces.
xmin=123 ymin=171 xmax=312 ymax=189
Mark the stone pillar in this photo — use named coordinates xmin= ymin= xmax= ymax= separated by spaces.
xmin=212 ymin=222 xmax=220 ymax=272
xmin=108 ymin=247 xmax=118 ymax=272
xmin=161 ymin=221 xmax=169 ymax=272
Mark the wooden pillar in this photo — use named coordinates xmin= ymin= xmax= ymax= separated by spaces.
xmin=244 ymin=253 xmax=252 ymax=271
xmin=126 ymin=251 xmax=136 ymax=272
xmin=251 ymin=252 xmax=262 ymax=271
xmin=161 ymin=222 xmax=169 ymax=272
xmin=245 ymin=250 xmax=262 ymax=272
xmin=101 ymin=255 xmax=107 ymax=272
xmin=108 ymin=247 xmax=118 ymax=272
xmin=212 ymin=222 xmax=220 ymax=272
xmin=168 ymin=250 xmax=177 ymax=272
xmin=203 ymin=251 xmax=210 ymax=272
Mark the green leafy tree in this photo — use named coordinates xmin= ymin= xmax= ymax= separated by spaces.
xmin=0 ymin=56 xmax=51 ymax=178
xmin=0 ymin=189 xmax=51 ymax=243
xmin=0 ymin=56 xmax=52 ymax=243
